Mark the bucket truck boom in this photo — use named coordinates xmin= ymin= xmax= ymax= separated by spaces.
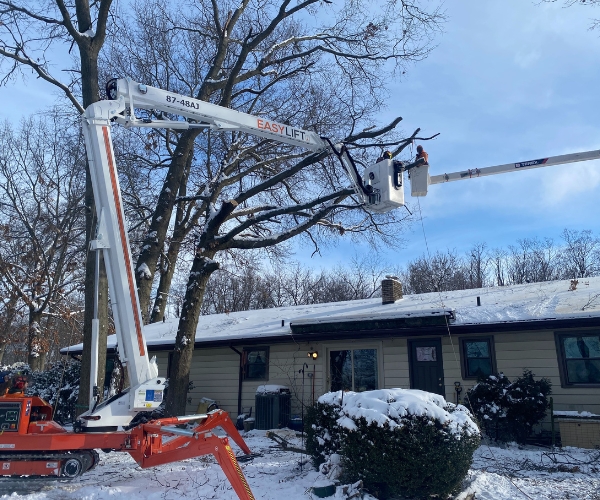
xmin=408 ymin=150 xmax=600 ymax=197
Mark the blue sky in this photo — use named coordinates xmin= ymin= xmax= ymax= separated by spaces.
xmin=314 ymin=0 xmax=600 ymax=268
xmin=1 ymin=0 xmax=599 ymax=271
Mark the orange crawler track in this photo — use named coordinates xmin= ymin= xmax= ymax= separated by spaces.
xmin=0 ymin=394 xmax=255 ymax=500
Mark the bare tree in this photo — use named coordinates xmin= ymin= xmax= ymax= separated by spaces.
xmin=0 ymin=287 xmax=24 ymax=364
xmin=405 ymin=250 xmax=468 ymax=294
xmin=0 ymin=0 xmax=117 ymax=405
xmin=506 ymin=240 xmax=532 ymax=285
xmin=467 ymin=242 xmax=489 ymax=289
xmin=529 ymin=237 xmax=560 ymax=282
xmin=560 ymin=229 xmax=600 ymax=278
xmin=97 ymin=0 xmax=444 ymax=415
xmin=0 ymin=114 xmax=86 ymax=370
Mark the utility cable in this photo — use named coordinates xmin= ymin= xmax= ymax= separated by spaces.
xmin=415 ymin=197 xmax=534 ymax=500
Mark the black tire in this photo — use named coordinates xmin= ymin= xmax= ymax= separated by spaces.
xmin=61 ymin=458 xmax=83 ymax=478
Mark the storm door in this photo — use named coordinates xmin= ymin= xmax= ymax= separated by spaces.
xmin=408 ymin=338 xmax=445 ymax=396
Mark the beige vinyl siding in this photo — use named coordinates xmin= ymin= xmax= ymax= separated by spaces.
xmin=382 ymin=338 xmax=410 ymax=389
xmin=494 ymin=331 xmax=600 ymax=414
xmin=173 ymin=341 xmax=322 ymax=417
xmin=441 ymin=336 xmax=464 ymax=402
xmin=183 ymin=347 xmax=240 ymax=415
xmin=445 ymin=330 xmax=600 ymax=415
xmin=150 ymin=326 xmax=600 ymax=420
xmin=153 ymin=351 xmax=169 ymax=376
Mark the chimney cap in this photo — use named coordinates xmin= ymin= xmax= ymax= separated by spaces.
xmin=385 ymin=275 xmax=400 ymax=280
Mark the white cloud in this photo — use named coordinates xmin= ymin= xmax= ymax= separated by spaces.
xmin=540 ymin=161 xmax=600 ymax=205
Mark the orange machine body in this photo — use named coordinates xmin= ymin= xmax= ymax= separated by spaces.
xmin=0 ymin=393 xmax=255 ymax=500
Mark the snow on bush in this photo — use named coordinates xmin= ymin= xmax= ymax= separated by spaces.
xmin=466 ymin=369 xmax=551 ymax=443
xmin=306 ymin=388 xmax=480 ymax=499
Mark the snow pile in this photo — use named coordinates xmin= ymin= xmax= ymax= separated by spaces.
xmin=554 ymin=410 xmax=600 ymax=418
xmin=318 ymin=388 xmax=480 ymax=437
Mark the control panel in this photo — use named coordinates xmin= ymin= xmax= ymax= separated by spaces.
xmin=0 ymin=402 xmax=21 ymax=432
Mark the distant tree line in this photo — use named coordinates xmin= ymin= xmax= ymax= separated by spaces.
xmin=168 ymin=255 xmax=388 ymax=316
xmin=399 ymin=229 xmax=600 ymax=294
xmin=162 ymin=228 xmax=600 ymax=317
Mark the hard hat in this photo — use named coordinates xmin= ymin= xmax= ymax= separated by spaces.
xmin=383 ymin=151 xmax=392 ymax=159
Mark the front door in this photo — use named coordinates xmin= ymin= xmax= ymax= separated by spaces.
xmin=409 ymin=338 xmax=445 ymax=396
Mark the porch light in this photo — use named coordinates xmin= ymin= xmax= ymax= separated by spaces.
xmin=307 ymin=351 xmax=318 ymax=360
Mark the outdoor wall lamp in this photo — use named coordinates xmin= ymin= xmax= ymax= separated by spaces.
xmin=307 ymin=351 xmax=318 ymax=360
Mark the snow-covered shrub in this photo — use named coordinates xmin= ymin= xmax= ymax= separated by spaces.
xmin=466 ymin=370 xmax=551 ymax=443
xmin=28 ymin=359 xmax=81 ymax=424
xmin=305 ymin=400 xmax=343 ymax=467
xmin=306 ymin=389 xmax=480 ymax=499
xmin=0 ymin=360 xmax=81 ymax=425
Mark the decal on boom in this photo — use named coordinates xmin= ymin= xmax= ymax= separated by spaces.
xmin=515 ymin=158 xmax=549 ymax=168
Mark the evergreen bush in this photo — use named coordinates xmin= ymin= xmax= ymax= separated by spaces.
xmin=466 ymin=369 xmax=551 ymax=443
xmin=306 ymin=389 xmax=480 ymax=499
xmin=305 ymin=401 xmax=343 ymax=468
xmin=1 ymin=360 xmax=81 ymax=424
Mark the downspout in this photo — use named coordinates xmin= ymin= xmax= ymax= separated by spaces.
xmin=229 ymin=345 xmax=243 ymax=417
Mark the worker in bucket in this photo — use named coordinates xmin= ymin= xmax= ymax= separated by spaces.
xmin=415 ymin=145 xmax=429 ymax=164
xmin=8 ymin=372 xmax=29 ymax=394
xmin=377 ymin=150 xmax=393 ymax=162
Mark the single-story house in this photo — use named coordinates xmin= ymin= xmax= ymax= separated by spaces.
xmin=63 ymin=276 xmax=600 ymax=425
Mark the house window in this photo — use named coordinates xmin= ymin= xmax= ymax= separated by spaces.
xmin=556 ymin=333 xmax=600 ymax=385
xmin=243 ymin=347 xmax=269 ymax=380
xmin=460 ymin=337 xmax=495 ymax=379
xmin=329 ymin=348 xmax=378 ymax=392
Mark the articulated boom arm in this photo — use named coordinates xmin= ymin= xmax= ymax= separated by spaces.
xmin=81 ymin=99 xmax=164 ymax=429
xmin=411 ymin=149 xmax=600 ymax=197
xmin=107 ymin=78 xmax=326 ymax=150
xmin=430 ymin=150 xmax=600 ymax=185
xmin=106 ymin=78 xmax=370 ymax=205
xmin=78 ymin=78 xmax=385 ymax=429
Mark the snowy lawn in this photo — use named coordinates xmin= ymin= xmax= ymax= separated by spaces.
xmin=0 ymin=431 xmax=599 ymax=499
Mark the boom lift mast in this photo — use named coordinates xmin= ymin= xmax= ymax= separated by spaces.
xmin=1 ymin=78 xmax=599 ymax=494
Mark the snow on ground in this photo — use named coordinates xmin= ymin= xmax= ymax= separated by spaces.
xmin=1 ymin=432 xmax=599 ymax=499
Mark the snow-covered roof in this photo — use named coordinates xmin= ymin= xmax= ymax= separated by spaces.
xmin=62 ymin=277 xmax=600 ymax=354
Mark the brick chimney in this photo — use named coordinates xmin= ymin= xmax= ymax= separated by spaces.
xmin=382 ymin=276 xmax=403 ymax=304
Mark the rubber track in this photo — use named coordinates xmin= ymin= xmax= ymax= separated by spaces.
xmin=0 ymin=450 xmax=99 ymax=478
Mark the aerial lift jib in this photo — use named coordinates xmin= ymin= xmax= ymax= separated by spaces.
xmin=103 ymin=78 xmax=600 ymax=210
xmin=1 ymin=78 xmax=599 ymax=492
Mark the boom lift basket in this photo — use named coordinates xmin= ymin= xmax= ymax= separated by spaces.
xmin=410 ymin=164 xmax=430 ymax=197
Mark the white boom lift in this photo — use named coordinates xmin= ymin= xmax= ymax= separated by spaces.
xmin=79 ymin=77 xmax=600 ymax=429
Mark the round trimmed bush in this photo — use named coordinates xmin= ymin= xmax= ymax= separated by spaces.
xmin=305 ymin=389 xmax=480 ymax=499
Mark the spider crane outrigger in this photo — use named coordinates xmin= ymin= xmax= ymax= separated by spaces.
xmin=1 ymin=78 xmax=599 ymax=496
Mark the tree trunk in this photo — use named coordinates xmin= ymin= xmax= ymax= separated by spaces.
xmin=27 ymin=309 xmax=45 ymax=372
xmin=150 ymin=236 xmax=183 ymax=323
xmin=150 ymin=155 xmax=194 ymax=323
xmin=0 ymin=341 xmax=5 ymax=365
xmin=164 ymin=251 xmax=219 ymax=417
xmin=135 ymin=131 xmax=199 ymax=323
xmin=78 ymin=172 xmax=109 ymax=413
